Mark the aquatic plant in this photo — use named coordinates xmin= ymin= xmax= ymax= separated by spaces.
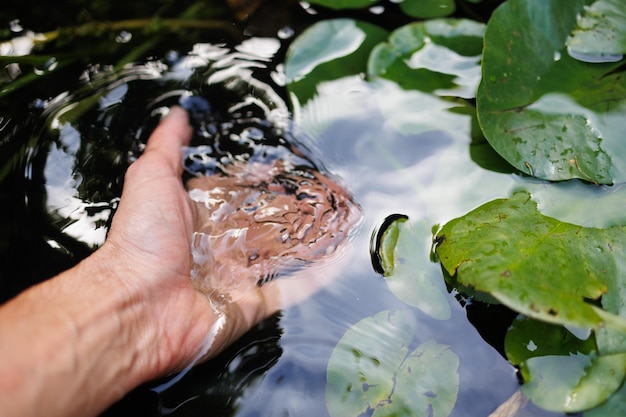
xmin=2 ymin=0 xmax=626 ymax=415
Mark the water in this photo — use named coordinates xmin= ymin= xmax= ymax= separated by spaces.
xmin=0 ymin=5 xmax=611 ymax=417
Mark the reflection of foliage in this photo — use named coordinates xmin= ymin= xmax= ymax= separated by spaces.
xmin=0 ymin=0 xmax=241 ymax=99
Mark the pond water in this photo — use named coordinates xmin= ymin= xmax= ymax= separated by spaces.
xmin=3 ymin=2 xmax=620 ymax=416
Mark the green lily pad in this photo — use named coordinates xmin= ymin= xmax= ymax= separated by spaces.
xmin=285 ymin=18 xmax=388 ymax=106
xmin=372 ymin=215 xmax=451 ymax=320
xmin=434 ymin=191 xmax=626 ymax=331
xmin=585 ymin=380 xmax=626 ymax=416
xmin=476 ymin=0 xmax=626 ymax=183
xmin=397 ymin=0 xmax=456 ymax=19
xmin=504 ymin=315 xmax=596 ymax=368
xmin=326 ymin=309 xmax=459 ymax=417
xmin=368 ymin=19 xmax=484 ymax=99
xmin=567 ymin=0 xmax=626 ymax=62
xmin=523 ymin=352 xmax=626 ymax=413
xmin=504 ymin=315 xmax=626 ymax=413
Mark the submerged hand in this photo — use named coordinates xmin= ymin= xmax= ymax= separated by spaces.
xmin=100 ymin=106 xmax=273 ymax=373
xmin=100 ymin=106 xmax=357 ymax=373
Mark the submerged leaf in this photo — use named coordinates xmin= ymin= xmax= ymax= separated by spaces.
xmin=523 ymin=352 xmax=626 ymax=412
xmin=476 ymin=0 xmax=626 ymax=183
xmin=370 ymin=213 xmax=408 ymax=275
xmin=326 ymin=310 xmax=459 ymax=417
xmin=434 ymin=191 xmax=626 ymax=331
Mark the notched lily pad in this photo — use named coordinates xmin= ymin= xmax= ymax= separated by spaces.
xmin=326 ymin=309 xmax=459 ymax=417
xmin=434 ymin=191 xmax=626 ymax=332
xmin=505 ymin=315 xmax=596 ymax=369
xmin=504 ymin=315 xmax=626 ymax=413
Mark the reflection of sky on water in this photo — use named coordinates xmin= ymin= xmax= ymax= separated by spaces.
xmin=284 ymin=76 xmax=524 ymax=416
xmin=297 ymin=76 xmax=519 ymax=226
xmin=249 ymin=72 xmax=626 ymax=416
xmin=43 ymin=123 xmax=109 ymax=248
xmin=406 ymin=42 xmax=481 ymax=99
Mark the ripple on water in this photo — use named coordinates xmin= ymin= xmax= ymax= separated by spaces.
xmin=185 ymin=148 xmax=361 ymax=299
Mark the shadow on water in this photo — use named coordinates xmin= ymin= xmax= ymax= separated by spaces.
xmin=0 ymin=4 xmax=582 ymax=417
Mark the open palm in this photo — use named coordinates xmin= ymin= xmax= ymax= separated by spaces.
xmin=102 ymin=107 xmax=350 ymax=376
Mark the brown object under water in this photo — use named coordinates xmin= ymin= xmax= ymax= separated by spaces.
xmin=187 ymin=160 xmax=361 ymax=295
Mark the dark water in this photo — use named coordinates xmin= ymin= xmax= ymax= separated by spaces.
xmin=0 ymin=4 xmax=586 ymax=417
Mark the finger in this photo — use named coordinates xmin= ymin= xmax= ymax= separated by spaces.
xmin=144 ymin=106 xmax=193 ymax=174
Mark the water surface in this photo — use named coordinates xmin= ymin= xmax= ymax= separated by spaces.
xmin=1 ymin=8 xmax=609 ymax=417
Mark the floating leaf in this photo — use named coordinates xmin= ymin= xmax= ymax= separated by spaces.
xmin=285 ymin=18 xmax=388 ymax=106
xmin=326 ymin=309 xmax=459 ymax=417
xmin=585 ymin=380 xmax=626 ymax=416
xmin=368 ymin=19 xmax=484 ymax=99
xmin=503 ymin=315 xmax=626 ymax=413
xmin=504 ymin=315 xmax=596 ymax=369
xmin=434 ymin=191 xmax=626 ymax=331
xmin=523 ymin=352 xmax=626 ymax=413
xmin=397 ymin=0 xmax=456 ymax=19
xmin=567 ymin=0 xmax=626 ymax=62
xmin=372 ymin=215 xmax=451 ymax=320
xmin=476 ymin=0 xmax=626 ymax=183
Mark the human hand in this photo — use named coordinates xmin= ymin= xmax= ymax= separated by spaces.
xmin=0 ymin=107 xmax=208 ymax=417
xmin=0 ymin=105 xmax=360 ymax=417
xmin=99 ymin=106 xmax=359 ymax=380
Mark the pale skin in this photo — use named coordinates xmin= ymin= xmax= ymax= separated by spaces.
xmin=0 ymin=107 xmax=348 ymax=417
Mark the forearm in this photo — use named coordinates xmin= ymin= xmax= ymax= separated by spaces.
xmin=0 ymin=247 xmax=155 ymax=417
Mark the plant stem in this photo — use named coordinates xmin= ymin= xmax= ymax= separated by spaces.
xmin=37 ymin=18 xmax=240 ymax=46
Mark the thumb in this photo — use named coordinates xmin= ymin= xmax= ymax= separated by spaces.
xmin=143 ymin=106 xmax=193 ymax=175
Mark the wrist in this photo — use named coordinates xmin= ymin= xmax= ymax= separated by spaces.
xmin=89 ymin=241 xmax=214 ymax=380
xmin=78 ymin=243 xmax=162 ymax=384
xmin=0 ymin=247 xmax=153 ymax=417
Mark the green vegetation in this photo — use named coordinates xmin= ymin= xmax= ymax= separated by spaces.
xmin=287 ymin=0 xmax=626 ymax=414
xmin=3 ymin=0 xmax=626 ymax=414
